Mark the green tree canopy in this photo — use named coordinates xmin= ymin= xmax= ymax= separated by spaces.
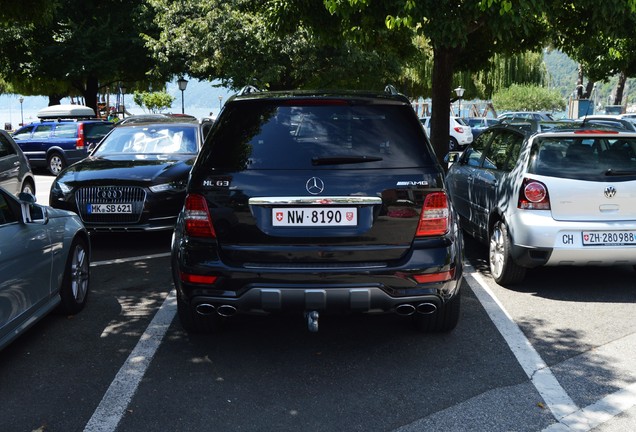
xmin=132 ymin=91 xmax=175 ymax=114
xmin=492 ymin=84 xmax=565 ymax=113
xmin=143 ymin=0 xmax=415 ymax=91
xmin=0 ymin=0 xmax=165 ymax=110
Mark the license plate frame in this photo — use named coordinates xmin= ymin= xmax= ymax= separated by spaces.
xmin=87 ymin=203 xmax=133 ymax=214
xmin=582 ymin=231 xmax=636 ymax=246
xmin=272 ymin=207 xmax=357 ymax=227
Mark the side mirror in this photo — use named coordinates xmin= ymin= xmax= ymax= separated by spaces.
xmin=17 ymin=193 xmax=48 ymax=225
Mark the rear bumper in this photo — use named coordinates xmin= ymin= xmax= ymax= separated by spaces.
xmin=189 ymin=285 xmax=445 ymax=316
xmin=172 ymin=238 xmax=463 ymax=315
xmin=509 ymin=210 xmax=636 ymax=267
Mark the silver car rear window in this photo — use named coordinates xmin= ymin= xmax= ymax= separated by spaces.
xmin=529 ymin=136 xmax=636 ymax=179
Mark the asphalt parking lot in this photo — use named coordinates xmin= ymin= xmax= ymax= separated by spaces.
xmin=0 ymin=174 xmax=634 ymax=432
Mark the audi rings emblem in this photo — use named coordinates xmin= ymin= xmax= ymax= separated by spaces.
xmin=306 ymin=177 xmax=325 ymax=195
xmin=97 ymin=189 xmax=123 ymax=200
xmin=604 ymin=185 xmax=617 ymax=199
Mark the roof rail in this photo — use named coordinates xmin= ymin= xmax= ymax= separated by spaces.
xmin=237 ymin=85 xmax=260 ymax=96
xmin=384 ymin=84 xmax=399 ymax=95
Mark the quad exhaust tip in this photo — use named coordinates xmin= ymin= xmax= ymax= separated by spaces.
xmin=195 ymin=303 xmax=237 ymax=317
xmin=395 ymin=303 xmax=437 ymax=316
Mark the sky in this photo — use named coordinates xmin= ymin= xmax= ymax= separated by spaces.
xmin=0 ymin=78 xmax=233 ymax=130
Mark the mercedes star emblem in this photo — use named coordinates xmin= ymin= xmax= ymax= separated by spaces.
xmin=306 ymin=177 xmax=325 ymax=195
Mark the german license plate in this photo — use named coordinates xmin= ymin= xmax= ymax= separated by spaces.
xmin=272 ymin=207 xmax=357 ymax=226
xmin=87 ymin=203 xmax=133 ymax=214
xmin=582 ymin=231 xmax=636 ymax=246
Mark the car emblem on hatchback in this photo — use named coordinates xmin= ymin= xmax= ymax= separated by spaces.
xmin=306 ymin=177 xmax=325 ymax=195
xmin=604 ymin=186 xmax=617 ymax=199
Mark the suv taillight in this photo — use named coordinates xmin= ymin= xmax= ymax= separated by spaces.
xmin=453 ymin=126 xmax=464 ymax=133
xmin=416 ymin=192 xmax=450 ymax=237
xmin=518 ymin=178 xmax=550 ymax=210
xmin=184 ymin=194 xmax=217 ymax=238
xmin=76 ymin=123 xmax=85 ymax=150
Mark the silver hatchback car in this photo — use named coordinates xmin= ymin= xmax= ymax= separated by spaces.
xmin=446 ymin=121 xmax=636 ymax=285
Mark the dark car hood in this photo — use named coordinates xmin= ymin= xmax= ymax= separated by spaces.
xmin=58 ymin=154 xmax=196 ymax=184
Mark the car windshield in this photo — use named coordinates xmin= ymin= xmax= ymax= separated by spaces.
xmin=94 ymin=124 xmax=198 ymax=155
xmin=528 ymin=136 xmax=636 ymax=180
xmin=206 ymin=102 xmax=434 ymax=169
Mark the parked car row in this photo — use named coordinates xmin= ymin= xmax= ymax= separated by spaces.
xmin=4 ymin=93 xmax=636 ymax=350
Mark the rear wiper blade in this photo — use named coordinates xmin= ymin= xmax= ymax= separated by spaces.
xmin=312 ymin=155 xmax=383 ymax=166
xmin=605 ymin=169 xmax=636 ymax=176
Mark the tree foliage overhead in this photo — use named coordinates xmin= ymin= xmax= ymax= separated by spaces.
xmin=324 ymin=0 xmax=551 ymax=165
xmin=143 ymin=0 xmax=415 ymax=91
xmin=0 ymin=0 xmax=163 ymax=110
xmin=546 ymin=0 xmax=636 ymax=104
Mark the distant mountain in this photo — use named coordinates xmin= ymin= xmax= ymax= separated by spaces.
xmin=544 ymin=49 xmax=635 ymax=109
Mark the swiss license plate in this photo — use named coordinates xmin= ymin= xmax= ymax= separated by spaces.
xmin=87 ymin=203 xmax=133 ymax=214
xmin=272 ymin=207 xmax=357 ymax=226
xmin=582 ymin=231 xmax=636 ymax=246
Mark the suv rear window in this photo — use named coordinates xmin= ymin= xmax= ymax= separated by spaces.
xmin=207 ymin=102 xmax=433 ymax=170
xmin=84 ymin=122 xmax=115 ymax=139
xmin=529 ymin=136 xmax=636 ymax=180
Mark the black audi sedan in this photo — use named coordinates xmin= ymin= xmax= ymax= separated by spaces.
xmin=49 ymin=118 xmax=203 ymax=232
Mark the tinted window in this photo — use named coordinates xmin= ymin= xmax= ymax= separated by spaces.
xmin=528 ymin=136 xmax=636 ymax=179
xmin=0 ymin=192 xmax=17 ymax=225
xmin=0 ymin=135 xmax=16 ymax=158
xmin=464 ymin=129 xmax=494 ymax=167
xmin=206 ymin=102 xmax=434 ymax=170
xmin=482 ymin=131 xmax=523 ymax=171
xmin=12 ymin=126 xmax=34 ymax=140
xmin=53 ymin=123 xmax=78 ymax=138
xmin=84 ymin=122 xmax=115 ymax=139
xmin=32 ymin=125 xmax=53 ymax=139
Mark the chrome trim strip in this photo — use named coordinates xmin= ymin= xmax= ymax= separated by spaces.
xmin=248 ymin=196 xmax=382 ymax=206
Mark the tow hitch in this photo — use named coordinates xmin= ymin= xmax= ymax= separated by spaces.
xmin=306 ymin=311 xmax=319 ymax=333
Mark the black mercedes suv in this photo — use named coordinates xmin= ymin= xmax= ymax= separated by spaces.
xmin=171 ymin=87 xmax=463 ymax=333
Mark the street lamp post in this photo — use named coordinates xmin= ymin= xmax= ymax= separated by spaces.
xmin=177 ymin=78 xmax=188 ymax=114
xmin=454 ymin=86 xmax=465 ymax=117
xmin=18 ymin=97 xmax=24 ymax=126
xmin=218 ymin=95 xmax=222 ymax=111
xmin=120 ymin=84 xmax=127 ymax=119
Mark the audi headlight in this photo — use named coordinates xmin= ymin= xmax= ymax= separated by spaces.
xmin=53 ymin=180 xmax=72 ymax=195
xmin=149 ymin=181 xmax=187 ymax=193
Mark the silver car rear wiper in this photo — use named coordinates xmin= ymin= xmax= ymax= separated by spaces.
xmin=605 ymin=168 xmax=636 ymax=176
xmin=312 ymin=155 xmax=383 ymax=166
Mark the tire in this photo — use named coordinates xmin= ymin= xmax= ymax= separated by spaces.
xmin=47 ymin=152 xmax=65 ymax=176
xmin=489 ymin=220 xmax=526 ymax=286
xmin=20 ymin=179 xmax=36 ymax=196
xmin=177 ymin=294 xmax=221 ymax=333
xmin=449 ymin=137 xmax=459 ymax=151
xmin=57 ymin=237 xmax=90 ymax=314
xmin=414 ymin=290 xmax=461 ymax=333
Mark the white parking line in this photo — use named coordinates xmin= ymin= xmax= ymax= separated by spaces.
xmin=466 ymin=268 xmax=636 ymax=431
xmin=90 ymin=252 xmax=171 ymax=267
xmin=83 ymin=288 xmax=177 ymax=432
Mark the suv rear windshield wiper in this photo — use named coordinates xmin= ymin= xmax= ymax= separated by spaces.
xmin=312 ymin=155 xmax=383 ymax=166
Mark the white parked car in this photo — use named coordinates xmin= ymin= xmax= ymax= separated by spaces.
xmin=445 ymin=121 xmax=636 ymax=286
xmin=420 ymin=116 xmax=473 ymax=150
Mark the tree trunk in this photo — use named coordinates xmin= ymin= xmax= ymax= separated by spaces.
xmin=430 ymin=46 xmax=455 ymax=168
xmin=83 ymin=76 xmax=99 ymax=113
xmin=48 ymin=95 xmax=63 ymax=106
xmin=576 ymin=64 xmax=584 ymax=99
xmin=614 ymin=71 xmax=627 ymax=107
